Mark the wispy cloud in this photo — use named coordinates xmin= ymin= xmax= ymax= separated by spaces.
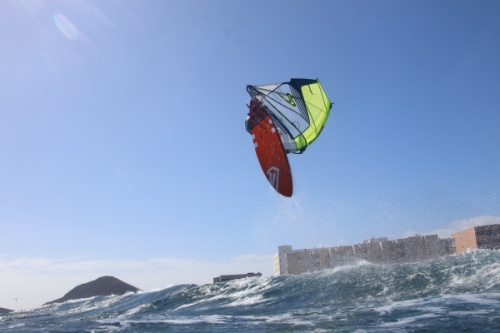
xmin=429 ymin=215 xmax=500 ymax=238
xmin=0 ymin=254 xmax=273 ymax=311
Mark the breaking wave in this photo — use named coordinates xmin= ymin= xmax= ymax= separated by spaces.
xmin=2 ymin=250 xmax=500 ymax=332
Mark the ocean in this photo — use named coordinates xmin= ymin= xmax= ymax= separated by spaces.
xmin=1 ymin=250 xmax=499 ymax=332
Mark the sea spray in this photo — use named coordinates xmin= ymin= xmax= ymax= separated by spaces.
xmin=272 ymin=193 xmax=346 ymax=248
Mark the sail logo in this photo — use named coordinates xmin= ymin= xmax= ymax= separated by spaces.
xmin=278 ymin=93 xmax=296 ymax=106
xmin=266 ymin=166 xmax=280 ymax=191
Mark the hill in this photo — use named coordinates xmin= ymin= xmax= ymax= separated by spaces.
xmin=0 ymin=307 xmax=13 ymax=314
xmin=45 ymin=276 xmax=140 ymax=305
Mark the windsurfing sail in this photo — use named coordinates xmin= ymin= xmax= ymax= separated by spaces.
xmin=247 ymin=78 xmax=333 ymax=154
xmin=245 ymin=78 xmax=333 ymax=197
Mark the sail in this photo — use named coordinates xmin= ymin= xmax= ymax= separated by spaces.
xmin=247 ymin=78 xmax=332 ymax=154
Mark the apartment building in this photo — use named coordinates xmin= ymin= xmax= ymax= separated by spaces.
xmin=274 ymin=234 xmax=455 ymax=275
xmin=451 ymin=224 xmax=500 ymax=254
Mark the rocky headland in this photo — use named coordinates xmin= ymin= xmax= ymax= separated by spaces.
xmin=0 ymin=307 xmax=13 ymax=315
xmin=45 ymin=276 xmax=140 ymax=305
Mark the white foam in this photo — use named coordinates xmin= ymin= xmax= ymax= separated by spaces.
xmin=374 ymin=298 xmax=424 ymax=314
xmin=228 ymin=294 xmax=264 ymax=306
xmin=181 ymin=277 xmax=273 ymax=309
xmin=441 ymin=292 xmax=500 ymax=305
xmin=449 ymin=309 xmax=493 ymax=316
xmin=242 ymin=313 xmax=314 ymax=326
xmin=99 ymin=314 xmax=229 ymax=326
xmin=7 ymin=323 xmax=26 ymax=329
xmin=380 ymin=313 xmax=438 ymax=327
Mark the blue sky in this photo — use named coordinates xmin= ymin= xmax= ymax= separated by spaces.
xmin=1 ymin=0 xmax=500 ymax=310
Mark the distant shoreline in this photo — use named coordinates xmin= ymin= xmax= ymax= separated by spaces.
xmin=0 ymin=307 xmax=13 ymax=314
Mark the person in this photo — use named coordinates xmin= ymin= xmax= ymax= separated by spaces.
xmin=244 ymin=97 xmax=268 ymax=133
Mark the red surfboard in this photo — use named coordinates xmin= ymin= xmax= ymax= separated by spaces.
xmin=247 ymin=98 xmax=293 ymax=197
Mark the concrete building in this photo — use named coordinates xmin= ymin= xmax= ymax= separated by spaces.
xmin=213 ymin=272 xmax=262 ymax=283
xmin=451 ymin=224 xmax=500 ymax=254
xmin=274 ymin=234 xmax=455 ymax=275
